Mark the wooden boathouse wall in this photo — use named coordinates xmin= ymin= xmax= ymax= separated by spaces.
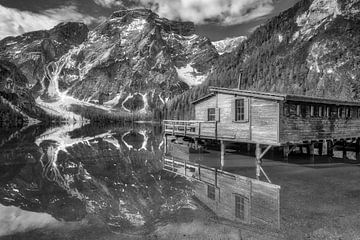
xmin=194 ymin=93 xmax=280 ymax=144
xmin=163 ymin=158 xmax=281 ymax=229
xmin=279 ymin=101 xmax=360 ymax=143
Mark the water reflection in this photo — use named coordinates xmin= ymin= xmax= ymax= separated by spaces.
xmin=0 ymin=123 xmax=194 ymax=238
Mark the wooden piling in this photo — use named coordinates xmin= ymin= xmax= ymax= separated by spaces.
xmin=221 ymin=140 xmax=225 ymax=169
xmin=255 ymin=143 xmax=261 ymax=180
xmin=283 ymin=144 xmax=290 ymax=160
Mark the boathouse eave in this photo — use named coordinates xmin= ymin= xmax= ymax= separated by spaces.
xmin=208 ymin=87 xmax=285 ymax=101
xmin=207 ymin=87 xmax=360 ymax=107
xmin=191 ymin=93 xmax=216 ymax=104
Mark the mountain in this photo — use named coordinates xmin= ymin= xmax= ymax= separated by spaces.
xmin=167 ymin=0 xmax=360 ymax=119
xmin=0 ymin=9 xmax=218 ymax=121
xmin=212 ymin=36 xmax=247 ymax=55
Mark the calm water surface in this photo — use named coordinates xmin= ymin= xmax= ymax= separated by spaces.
xmin=0 ymin=123 xmax=210 ymax=240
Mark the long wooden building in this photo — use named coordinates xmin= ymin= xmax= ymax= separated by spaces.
xmin=164 ymin=87 xmax=360 ymax=180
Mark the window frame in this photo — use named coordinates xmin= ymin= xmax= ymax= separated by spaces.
xmin=233 ymin=98 xmax=248 ymax=122
xmin=235 ymin=194 xmax=246 ymax=220
xmin=207 ymin=108 xmax=216 ymax=121
xmin=207 ymin=185 xmax=215 ymax=200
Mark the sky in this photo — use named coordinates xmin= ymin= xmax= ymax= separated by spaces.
xmin=0 ymin=0 xmax=300 ymax=41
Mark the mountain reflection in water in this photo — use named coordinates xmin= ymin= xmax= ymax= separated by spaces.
xmin=0 ymin=123 xmax=198 ymax=239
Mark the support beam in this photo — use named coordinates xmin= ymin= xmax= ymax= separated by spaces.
xmin=283 ymin=144 xmax=290 ymax=160
xmin=255 ymin=143 xmax=261 ymax=180
xmin=247 ymin=143 xmax=251 ymax=154
xmin=255 ymin=143 xmax=272 ymax=183
xmin=221 ymin=140 xmax=226 ymax=169
xmin=327 ymin=140 xmax=334 ymax=157
xmin=356 ymin=138 xmax=360 ymax=161
xmin=309 ymin=142 xmax=315 ymax=164
xmin=194 ymin=139 xmax=199 ymax=150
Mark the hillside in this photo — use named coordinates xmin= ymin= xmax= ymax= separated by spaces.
xmin=167 ymin=0 xmax=360 ymax=120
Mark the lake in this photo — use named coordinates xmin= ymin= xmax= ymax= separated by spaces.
xmin=1 ymin=123 xmax=243 ymax=240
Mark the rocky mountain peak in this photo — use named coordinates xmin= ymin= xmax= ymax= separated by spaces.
xmin=109 ymin=8 xmax=195 ymax=36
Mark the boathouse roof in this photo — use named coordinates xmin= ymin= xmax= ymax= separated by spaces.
xmin=191 ymin=87 xmax=360 ymax=106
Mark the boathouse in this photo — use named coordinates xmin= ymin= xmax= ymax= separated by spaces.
xmin=164 ymin=87 xmax=360 ymax=180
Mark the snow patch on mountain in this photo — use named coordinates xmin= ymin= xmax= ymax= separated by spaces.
xmin=176 ymin=64 xmax=208 ymax=86
xmin=212 ymin=36 xmax=247 ymax=55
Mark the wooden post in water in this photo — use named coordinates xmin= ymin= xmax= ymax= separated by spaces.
xmin=356 ymin=138 xmax=360 ymax=161
xmin=247 ymin=143 xmax=251 ymax=154
xmin=221 ymin=140 xmax=226 ymax=169
xmin=283 ymin=144 xmax=290 ymax=161
xmin=309 ymin=142 xmax=315 ymax=164
xmin=255 ymin=143 xmax=261 ymax=180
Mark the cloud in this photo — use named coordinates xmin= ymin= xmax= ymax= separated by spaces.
xmin=0 ymin=4 xmax=97 ymax=40
xmin=93 ymin=0 xmax=123 ymax=8
xmin=140 ymin=0 xmax=275 ymax=25
xmin=94 ymin=0 xmax=122 ymax=8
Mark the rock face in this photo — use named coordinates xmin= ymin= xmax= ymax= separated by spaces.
xmin=0 ymin=9 xmax=218 ymax=119
xmin=58 ymin=9 xmax=217 ymax=112
xmin=205 ymin=0 xmax=360 ymax=101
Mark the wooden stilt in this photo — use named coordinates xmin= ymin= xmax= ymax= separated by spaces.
xmin=342 ymin=140 xmax=347 ymax=160
xmin=309 ymin=142 xmax=315 ymax=164
xmin=194 ymin=139 xmax=199 ymax=150
xmin=318 ymin=141 xmax=323 ymax=156
xmin=255 ymin=144 xmax=272 ymax=182
xmin=327 ymin=140 xmax=334 ymax=157
xmin=283 ymin=144 xmax=290 ymax=161
xmin=356 ymin=138 xmax=360 ymax=161
xmin=221 ymin=140 xmax=225 ymax=169
xmin=247 ymin=143 xmax=251 ymax=154
xmin=322 ymin=140 xmax=328 ymax=156
xmin=255 ymin=143 xmax=261 ymax=180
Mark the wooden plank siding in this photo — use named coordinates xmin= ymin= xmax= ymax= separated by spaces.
xmin=193 ymin=93 xmax=279 ymax=144
xmin=250 ymin=98 xmax=279 ymax=144
xmin=279 ymin=101 xmax=360 ymax=143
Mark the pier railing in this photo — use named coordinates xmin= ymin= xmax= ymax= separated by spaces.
xmin=163 ymin=120 xmax=217 ymax=138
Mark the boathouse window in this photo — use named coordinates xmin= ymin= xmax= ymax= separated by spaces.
xmin=296 ymin=105 xmax=301 ymax=116
xmin=326 ymin=106 xmax=331 ymax=118
xmin=207 ymin=185 xmax=215 ymax=200
xmin=338 ymin=107 xmax=343 ymax=118
xmin=310 ymin=106 xmax=315 ymax=117
xmin=345 ymin=107 xmax=351 ymax=118
xmin=235 ymin=194 xmax=245 ymax=220
xmin=234 ymin=98 xmax=248 ymax=122
xmin=208 ymin=108 xmax=216 ymax=121
xmin=318 ymin=106 xmax=323 ymax=117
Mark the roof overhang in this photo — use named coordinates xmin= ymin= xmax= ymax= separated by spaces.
xmin=191 ymin=86 xmax=360 ymax=107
